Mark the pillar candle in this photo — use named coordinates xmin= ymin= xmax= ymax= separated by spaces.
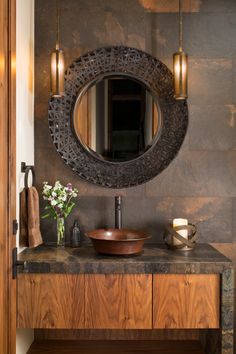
xmin=173 ymin=218 xmax=188 ymax=246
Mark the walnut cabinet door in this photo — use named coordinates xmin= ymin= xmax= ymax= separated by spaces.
xmin=17 ymin=274 xmax=85 ymax=329
xmin=85 ymin=274 xmax=152 ymax=329
xmin=153 ymin=274 xmax=220 ymax=329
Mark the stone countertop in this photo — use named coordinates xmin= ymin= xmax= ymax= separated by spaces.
xmin=18 ymin=243 xmax=232 ymax=275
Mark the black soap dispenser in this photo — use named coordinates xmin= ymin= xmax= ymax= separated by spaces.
xmin=70 ymin=220 xmax=81 ymax=247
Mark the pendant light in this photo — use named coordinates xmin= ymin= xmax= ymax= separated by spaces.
xmin=50 ymin=0 xmax=65 ymax=97
xmin=173 ymin=0 xmax=188 ymax=100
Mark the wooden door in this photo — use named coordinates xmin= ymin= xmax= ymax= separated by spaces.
xmin=17 ymin=274 xmax=85 ymax=329
xmin=0 ymin=0 xmax=16 ymax=353
xmin=85 ymin=274 xmax=152 ymax=329
xmin=153 ymin=274 xmax=220 ymax=329
xmin=74 ymin=91 xmax=91 ymax=146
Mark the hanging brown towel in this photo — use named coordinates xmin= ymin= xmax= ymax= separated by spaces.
xmin=27 ymin=186 xmax=43 ymax=247
xmin=19 ymin=189 xmax=28 ymax=247
xmin=20 ymin=186 xmax=43 ymax=248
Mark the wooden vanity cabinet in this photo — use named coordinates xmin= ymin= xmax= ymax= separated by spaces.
xmin=17 ymin=273 xmax=152 ymax=330
xmin=17 ymin=273 xmax=220 ymax=330
xmin=17 ymin=274 xmax=85 ymax=329
xmin=153 ymin=274 xmax=220 ymax=329
xmin=84 ymin=274 xmax=152 ymax=329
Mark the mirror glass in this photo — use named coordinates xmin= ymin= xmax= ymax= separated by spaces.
xmin=73 ymin=75 xmax=161 ymax=162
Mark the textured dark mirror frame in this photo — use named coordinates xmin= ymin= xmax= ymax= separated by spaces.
xmin=48 ymin=46 xmax=188 ymax=189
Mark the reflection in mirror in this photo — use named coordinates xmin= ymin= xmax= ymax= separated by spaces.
xmin=73 ymin=76 xmax=161 ymax=162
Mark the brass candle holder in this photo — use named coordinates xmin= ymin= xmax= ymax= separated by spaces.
xmin=164 ymin=223 xmax=197 ymax=251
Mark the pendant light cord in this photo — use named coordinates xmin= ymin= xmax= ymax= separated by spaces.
xmin=56 ymin=0 xmax=60 ymax=50
xmin=179 ymin=0 xmax=183 ymax=52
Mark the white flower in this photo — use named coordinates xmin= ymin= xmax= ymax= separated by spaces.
xmin=55 ymin=181 xmax=62 ymax=189
xmin=42 ymin=181 xmax=78 ymax=219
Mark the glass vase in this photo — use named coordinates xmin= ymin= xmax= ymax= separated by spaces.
xmin=57 ymin=217 xmax=65 ymax=247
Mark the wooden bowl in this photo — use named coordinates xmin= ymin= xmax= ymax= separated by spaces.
xmin=86 ymin=228 xmax=151 ymax=256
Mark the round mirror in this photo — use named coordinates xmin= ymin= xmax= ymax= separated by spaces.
xmin=73 ymin=75 xmax=161 ymax=162
xmin=49 ymin=46 xmax=188 ymax=188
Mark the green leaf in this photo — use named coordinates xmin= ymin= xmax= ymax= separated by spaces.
xmin=64 ymin=202 xmax=75 ymax=218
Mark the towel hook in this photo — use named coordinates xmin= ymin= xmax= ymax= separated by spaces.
xmin=21 ymin=162 xmax=36 ymax=189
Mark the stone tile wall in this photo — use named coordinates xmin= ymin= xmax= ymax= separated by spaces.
xmin=35 ymin=0 xmax=236 ymax=245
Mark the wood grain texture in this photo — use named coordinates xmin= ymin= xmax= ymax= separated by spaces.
xmin=74 ymin=91 xmax=91 ymax=146
xmin=0 ymin=0 xmax=10 ymax=351
xmin=85 ymin=274 xmax=152 ymax=329
xmin=152 ymin=101 xmax=159 ymax=136
xmin=0 ymin=0 xmax=16 ymax=353
xmin=17 ymin=274 xmax=85 ymax=329
xmin=9 ymin=1 xmax=16 ymax=353
xmin=153 ymin=275 xmax=220 ymax=329
xmin=27 ymin=340 xmax=205 ymax=354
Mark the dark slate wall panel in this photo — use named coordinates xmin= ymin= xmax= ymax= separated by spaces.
xmin=35 ymin=0 xmax=236 ymax=245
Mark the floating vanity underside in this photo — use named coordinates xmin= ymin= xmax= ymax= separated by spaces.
xmin=17 ymin=244 xmax=234 ymax=354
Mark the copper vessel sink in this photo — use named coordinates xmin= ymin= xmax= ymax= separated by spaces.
xmin=86 ymin=228 xmax=151 ymax=256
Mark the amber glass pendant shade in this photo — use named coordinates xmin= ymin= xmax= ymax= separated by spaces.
xmin=50 ymin=47 xmax=65 ymax=97
xmin=173 ymin=0 xmax=188 ymax=100
xmin=50 ymin=0 xmax=65 ymax=97
xmin=173 ymin=50 xmax=188 ymax=100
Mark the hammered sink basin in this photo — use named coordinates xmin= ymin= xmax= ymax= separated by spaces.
xmin=86 ymin=228 xmax=151 ymax=256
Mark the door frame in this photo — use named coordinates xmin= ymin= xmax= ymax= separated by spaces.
xmin=0 ymin=0 xmax=16 ymax=353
